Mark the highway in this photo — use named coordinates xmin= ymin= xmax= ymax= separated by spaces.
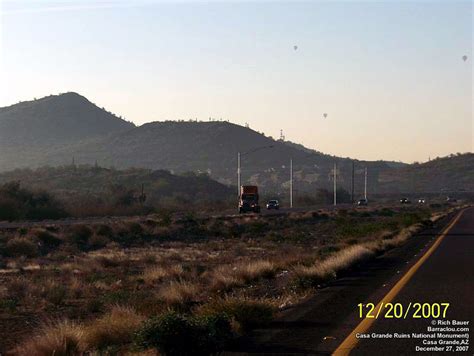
xmin=336 ymin=207 xmax=473 ymax=355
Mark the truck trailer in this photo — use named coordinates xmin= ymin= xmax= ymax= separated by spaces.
xmin=239 ymin=185 xmax=260 ymax=213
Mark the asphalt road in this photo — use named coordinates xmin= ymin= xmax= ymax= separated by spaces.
xmin=339 ymin=207 xmax=474 ymax=355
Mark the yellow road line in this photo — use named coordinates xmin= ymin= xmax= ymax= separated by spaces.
xmin=333 ymin=209 xmax=465 ymax=356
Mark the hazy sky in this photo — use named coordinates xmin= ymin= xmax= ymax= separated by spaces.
xmin=0 ymin=0 xmax=472 ymax=163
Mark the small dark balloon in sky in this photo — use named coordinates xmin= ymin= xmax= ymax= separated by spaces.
xmin=293 ymin=45 xmax=298 ymax=51
xmin=323 ymin=113 xmax=328 ymax=118
xmin=462 ymin=55 xmax=468 ymax=61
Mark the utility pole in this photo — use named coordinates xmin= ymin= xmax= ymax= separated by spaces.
xmin=333 ymin=162 xmax=337 ymax=206
xmin=290 ymin=158 xmax=293 ymax=208
xmin=351 ymin=161 xmax=355 ymax=204
xmin=237 ymin=152 xmax=241 ymax=201
xmin=364 ymin=167 xmax=368 ymax=201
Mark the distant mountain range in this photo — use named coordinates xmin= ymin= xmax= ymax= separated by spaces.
xmin=1 ymin=92 xmax=472 ymax=197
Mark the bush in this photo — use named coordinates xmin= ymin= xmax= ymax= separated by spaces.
xmin=87 ymin=234 xmax=109 ymax=249
xmin=127 ymin=222 xmax=144 ymax=236
xmin=44 ymin=284 xmax=68 ymax=306
xmin=5 ymin=237 xmax=38 ymax=257
xmin=0 ymin=182 xmax=67 ymax=221
xmin=134 ymin=311 xmax=233 ymax=355
xmin=35 ymin=229 xmax=62 ymax=250
xmin=197 ymin=299 xmax=274 ymax=332
xmin=67 ymin=225 xmax=93 ymax=249
xmin=95 ymin=224 xmax=114 ymax=238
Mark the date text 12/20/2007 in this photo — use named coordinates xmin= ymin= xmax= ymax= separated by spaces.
xmin=357 ymin=302 xmax=452 ymax=319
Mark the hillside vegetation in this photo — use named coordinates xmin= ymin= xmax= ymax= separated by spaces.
xmin=0 ymin=166 xmax=233 ymax=219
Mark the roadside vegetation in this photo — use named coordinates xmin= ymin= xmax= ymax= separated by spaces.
xmin=0 ymin=204 xmax=457 ymax=354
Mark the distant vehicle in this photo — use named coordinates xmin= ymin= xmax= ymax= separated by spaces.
xmin=446 ymin=197 xmax=457 ymax=203
xmin=266 ymin=200 xmax=280 ymax=210
xmin=418 ymin=198 xmax=426 ymax=204
xmin=239 ymin=185 xmax=260 ymax=213
xmin=400 ymin=198 xmax=411 ymax=204
xmin=357 ymin=198 xmax=368 ymax=206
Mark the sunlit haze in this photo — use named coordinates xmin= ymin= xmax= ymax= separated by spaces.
xmin=0 ymin=0 xmax=472 ymax=163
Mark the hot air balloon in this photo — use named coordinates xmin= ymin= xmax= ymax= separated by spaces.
xmin=462 ymin=55 xmax=468 ymax=62
xmin=293 ymin=45 xmax=298 ymax=51
xmin=323 ymin=113 xmax=328 ymax=118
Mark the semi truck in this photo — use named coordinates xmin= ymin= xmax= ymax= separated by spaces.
xmin=239 ymin=185 xmax=260 ymax=213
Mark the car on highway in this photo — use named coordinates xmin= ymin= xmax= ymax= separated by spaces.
xmin=446 ymin=196 xmax=457 ymax=203
xmin=418 ymin=198 xmax=426 ymax=204
xmin=400 ymin=198 xmax=411 ymax=204
xmin=357 ymin=198 xmax=368 ymax=206
xmin=266 ymin=200 xmax=280 ymax=210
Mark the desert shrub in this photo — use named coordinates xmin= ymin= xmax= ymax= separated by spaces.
xmin=0 ymin=196 xmax=22 ymax=221
xmin=378 ymin=208 xmax=395 ymax=217
xmin=245 ymin=221 xmax=267 ymax=235
xmin=5 ymin=237 xmax=38 ymax=257
xmin=35 ymin=229 xmax=62 ymax=251
xmin=85 ymin=298 xmax=104 ymax=314
xmin=0 ymin=298 xmax=18 ymax=312
xmin=317 ymin=244 xmax=341 ymax=257
xmin=95 ymin=224 xmax=114 ymax=238
xmin=7 ymin=277 xmax=30 ymax=300
xmin=127 ymin=222 xmax=144 ymax=236
xmin=134 ymin=311 xmax=233 ymax=355
xmin=197 ymin=299 xmax=274 ymax=332
xmin=87 ymin=234 xmax=110 ymax=249
xmin=156 ymin=211 xmax=172 ymax=226
xmin=67 ymin=225 xmax=93 ymax=249
xmin=17 ymin=227 xmax=28 ymax=235
xmin=44 ymin=284 xmax=68 ymax=306
xmin=398 ymin=212 xmax=426 ymax=227
xmin=0 ymin=182 xmax=67 ymax=221
xmin=225 ymin=223 xmax=245 ymax=238
xmin=14 ymin=320 xmax=85 ymax=356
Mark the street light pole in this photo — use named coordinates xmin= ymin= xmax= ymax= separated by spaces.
xmin=290 ymin=158 xmax=293 ymax=208
xmin=334 ymin=162 xmax=337 ymax=206
xmin=237 ymin=152 xmax=241 ymax=198
xmin=364 ymin=167 xmax=368 ymax=201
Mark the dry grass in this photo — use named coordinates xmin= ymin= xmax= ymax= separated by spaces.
xmin=158 ymin=280 xmax=200 ymax=305
xmin=209 ymin=266 xmax=245 ymax=292
xmin=369 ymin=224 xmax=423 ymax=252
xmin=142 ymin=264 xmax=185 ymax=284
xmin=83 ymin=305 xmax=144 ymax=350
xmin=236 ymin=260 xmax=276 ymax=282
xmin=294 ymin=245 xmax=375 ymax=285
xmin=208 ymin=260 xmax=276 ymax=292
xmin=14 ymin=320 xmax=85 ymax=356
